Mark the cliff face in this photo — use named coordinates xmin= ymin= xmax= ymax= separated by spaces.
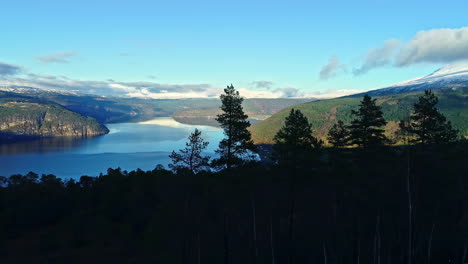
xmin=0 ymin=100 xmax=109 ymax=138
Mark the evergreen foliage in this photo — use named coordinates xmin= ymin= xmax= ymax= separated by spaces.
xmin=213 ymin=84 xmax=256 ymax=169
xmin=250 ymin=89 xmax=468 ymax=144
xmin=348 ymin=94 xmax=388 ymax=147
xmin=327 ymin=120 xmax=350 ymax=147
xmin=403 ymin=90 xmax=458 ymax=144
xmin=274 ymin=109 xmax=323 ymax=148
xmin=273 ymin=109 xmax=323 ymax=163
xmin=0 ymin=143 xmax=467 ymax=263
xmin=168 ymin=128 xmax=210 ymax=174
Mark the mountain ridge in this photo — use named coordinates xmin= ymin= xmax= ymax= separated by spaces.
xmin=250 ymin=65 xmax=468 ymax=144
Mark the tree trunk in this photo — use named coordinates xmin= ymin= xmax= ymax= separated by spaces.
xmin=224 ymin=210 xmax=230 ymax=264
xmin=427 ymin=222 xmax=435 ymax=264
xmin=373 ymin=215 xmax=381 ymax=264
xmin=270 ymin=215 xmax=275 ymax=264
xmin=461 ymin=244 xmax=467 ymax=264
xmin=377 ymin=215 xmax=381 ymax=264
xmin=182 ymin=192 xmax=190 ymax=264
xmin=197 ymin=231 xmax=201 ymax=264
xmin=406 ymin=147 xmax=413 ymax=264
xmin=288 ymin=168 xmax=297 ymax=264
xmin=323 ymin=242 xmax=328 ymax=264
xmin=357 ymin=217 xmax=361 ymax=264
xmin=251 ymin=194 xmax=258 ymax=264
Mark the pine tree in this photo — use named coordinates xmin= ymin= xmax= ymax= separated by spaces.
xmin=169 ymin=128 xmax=210 ymax=174
xmin=403 ymin=90 xmax=458 ymax=144
xmin=327 ymin=120 xmax=350 ymax=147
xmin=214 ymin=84 xmax=255 ymax=169
xmin=273 ymin=108 xmax=323 ymax=164
xmin=348 ymin=94 xmax=388 ymax=147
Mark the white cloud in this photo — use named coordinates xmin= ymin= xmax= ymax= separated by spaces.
xmin=396 ymin=27 xmax=468 ymax=66
xmin=109 ymin=83 xmax=137 ymax=92
xmin=353 ymin=39 xmax=401 ymax=75
xmin=319 ymin=56 xmax=346 ymax=80
xmin=354 ymin=26 xmax=468 ymax=74
xmin=1 ymin=62 xmax=367 ymax=100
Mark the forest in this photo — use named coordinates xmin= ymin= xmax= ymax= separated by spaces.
xmin=0 ymin=86 xmax=466 ymax=263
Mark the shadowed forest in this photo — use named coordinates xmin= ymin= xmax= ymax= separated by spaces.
xmin=0 ymin=86 xmax=467 ymax=263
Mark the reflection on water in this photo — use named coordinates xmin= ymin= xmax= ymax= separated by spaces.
xmin=0 ymin=117 xmax=223 ymax=179
xmin=0 ymin=137 xmax=92 ymax=155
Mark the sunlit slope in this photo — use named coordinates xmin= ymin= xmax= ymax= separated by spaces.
xmin=250 ymin=89 xmax=468 ymax=144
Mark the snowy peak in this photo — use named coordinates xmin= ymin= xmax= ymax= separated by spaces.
xmin=392 ymin=62 xmax=468 ymax=87
xmin=0 ymin=85 xmax=81 ymax=96
xmin=359 ymin=62 xmax=468 ymax=97
xmin=427 ymin=62 xmax=468 ymax=77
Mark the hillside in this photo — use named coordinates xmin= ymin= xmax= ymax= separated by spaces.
xmin=250 ymin=88 xmax=468 ymax=144
xmin=354 ymin=62 xmax=468 ymax=97
xmin=172 ymin=98 xmax=313 ymax=126
xmin=0 ymin=97 xmax=109 ymax=139
xmin=0 ymin=88 xmax=312 ymax=125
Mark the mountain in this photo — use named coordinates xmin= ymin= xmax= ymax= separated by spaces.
xmin=250 ymin=64 xmax=468 ymax=144
xmin=353 ymin=62 xmax=468 ymax=97
xmin=0 ymin=96 xmax=109 ymax=140
xmin=172 ymin=98 xmax=314 ymax=126
xmin=0 ymin=86 xmax=314 ymax=125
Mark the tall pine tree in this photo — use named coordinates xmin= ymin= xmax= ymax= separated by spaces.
xmin=327 ymin=120 xmax=350 ymax=147
xmin=169 ymin=128 xmax=210 ymax=174
xmin=273 ymin=108 xmax=323 ymax=164
xmin=403 ymin=90 xmax=458 ymax=144
xmin=348 ymin=94 xmax=388 ymax=147
xmin=214 ymin=84 xmax=255 ymax=169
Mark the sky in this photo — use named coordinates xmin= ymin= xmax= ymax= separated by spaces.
xmin=1 ymin=0 xmax=468 ymax=99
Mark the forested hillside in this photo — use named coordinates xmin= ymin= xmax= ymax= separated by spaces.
xmin=250 ymin=88 xmax=468 ymax=144
xmin=0 ymin=89 xmax=312 ymax=125
xmin=173 ymin=98 xmax=313 ymax=126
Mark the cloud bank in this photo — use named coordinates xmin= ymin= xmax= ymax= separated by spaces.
xmin=354 ymin=27 xmax=468 ymax=74
xmin=2 ymin=71 xmax=358 ymax=99
xmin=396 ymin=27 xmax=468 ymax=66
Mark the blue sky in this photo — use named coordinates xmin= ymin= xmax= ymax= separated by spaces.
xmin=1 ymin=0 xmax=468 ymax=98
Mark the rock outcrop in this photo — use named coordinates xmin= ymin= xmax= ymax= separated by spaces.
xmin=0 ymin=100 xmax=109 ymax=138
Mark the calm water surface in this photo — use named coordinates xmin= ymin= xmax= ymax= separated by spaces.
xmin=0 ymin=118 xmax=223 ymax=179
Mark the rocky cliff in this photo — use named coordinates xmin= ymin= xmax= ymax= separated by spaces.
xmin=0 ymin=99 xmax=109 ymax=138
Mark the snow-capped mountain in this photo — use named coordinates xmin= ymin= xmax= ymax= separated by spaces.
xmin=359 ymin=62 xmax=468 ymax=97
xmin=0 ymin=85 xmax=81 ymax=96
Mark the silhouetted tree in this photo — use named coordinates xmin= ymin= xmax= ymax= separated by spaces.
xmin=273 ymin=108 xmax=323 ymax=263
xmin=273 ymin=108 xmax=323 ymax=164
xmin=348 ymin=94 xmax=388 ymax=147
xmin=402 ymin=90 xmax=458 ymax=144
xmin=327 ymin=120 xmax=350 ymax=147
xmin=213 ymin=84 xmax=256 ymax=169
xmin=169 ymin=128 xmax=210 ymax=174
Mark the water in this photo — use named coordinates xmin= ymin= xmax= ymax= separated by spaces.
xmin=0 ymin=117 xmax=223 ymax=179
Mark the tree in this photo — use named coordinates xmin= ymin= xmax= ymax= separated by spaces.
xmin=213 ymin=84 xmax=256 ymax=169
xmin=169 ymin=128 xmax=210 ymax=174
xmin=327 ymin=120 xmax=350 ymax=147
xmin=273 ymin=108 xmax=323 ymax=164
xmin=402 ymin=90 xmax=458 ymax=144
xmin=348 ymin=94 xmax=388 ymax=147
